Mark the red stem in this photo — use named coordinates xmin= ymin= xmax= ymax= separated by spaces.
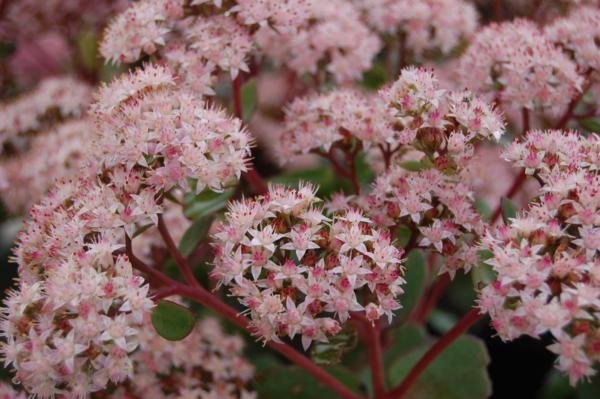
xmin=244 ymin=167 xmax=269 ymax=195
xmin=521 ymin=108 xmax=530 ymax=135
xmin=125 ymin=234 xmax=175 ymax=287
xmin=232 ymin=75 xmax=269 ymax=195
xmin=492 ymin=0 xmax=503 ymax=21
xmin=365 ymin=321 xmax=387 ymax=399
xmin=413 ymin=273 xmax=450 ymax=324
xmin=397 ymin=33 xmax=406 ymax=77
xmin=489 ymin=169 xmax=527 ymax=224
xmin=314 ymin=148 xmax=361 ymax=194
xmin=387 ymin=308 xmax=482 ymax=399
xmin=555 ymin=76 xmax=592 ymax=129
xmin=157 ymin=214 xmax=201 ymax=288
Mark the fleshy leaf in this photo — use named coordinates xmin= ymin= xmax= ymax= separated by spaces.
xmin=151 ymin=300 xmax=196 ymax=341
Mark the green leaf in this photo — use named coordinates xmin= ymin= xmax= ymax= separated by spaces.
xmin=383 ymin=323 xmax=430 ymax=369
xmin=399 ymin=160 xmax=424 ymax=172
xmin=256 ymin=365 xmax=361 ymax=398
xmin=395 ymin=224 xmax=412 ymax=247
xmin=0 ymin=42 xmax=16 ymax=59
xmin=500 ymin=197 xmax=518 ymax=224
xmin=178 ymin=215 xmax=212 ymax=257
xmin=241 ymin=78 xmax=257 ymax=122
xmin=151 ymin=300 xmax=196 ymax=341
xmin=100 ymin=62 xmax=124 ymax=83
xmin=395 ymin=250 xmax=427 ymax=322
xmin=361 ymin=61 xmax=387 ymax=90
xmin=184 ymin=187 xmax=235 ymax=219
xmin=76 ymin=30 xmax=98 ymax=71
xmin=541 ymin=369 xmax=600 ymax=399
xmin=578 ymin=117 xmax=600 ymax=133
xmin=471 ymin=249 xmax=496 ymax=289
xmin=311 ymin=324 xmax=358 ymax=366
xmin=132 ymin=223 xmax=154 ymax=238
xmin=428 ymin=309 xmax=459 ymax=334
xmin=388 ymin=335 xmax=491 ymax=399
xmin=474 ymin=197 xmax=491 ymax=221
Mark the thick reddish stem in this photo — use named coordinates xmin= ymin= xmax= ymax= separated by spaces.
xmin=489 ymin=169 xmax=527 ymax=224
xmin=388 ymin=308 xmax=482 ymax=399
xmin=244 ymin=167 xmax=269 ymax=195
xmin=232 ymin=76 xmax=269 ymax=195
xmin=157 ymin=214 xmax=201 ymax=288
xmin=314 ymin=148 xmax=361 ymax=194
xmin=492 ymin=0 xmax=503 ymax=21
xmin=125 ymin=234 xmax=175 ymax=287
xmin=365 ymin=321 xmax=387 ymax=399
xmin=397 ymin=33 xmax=406 ymax=77
xmin=174 ymin=285 xmax=365 ymax=399
xmin=413 ymin=273 xmax=450 ymax=324
xmin=521 ymin=108 xmax=530 ymax=135
xmin=555 ymin=76 xmax=592 ymax=129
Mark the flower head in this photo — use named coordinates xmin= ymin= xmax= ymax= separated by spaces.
xmin=212 ymin=183 xmax=404 ymax=347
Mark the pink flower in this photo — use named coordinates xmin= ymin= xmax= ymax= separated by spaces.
xmin=212 ymin=184 xmax=404 ymax=347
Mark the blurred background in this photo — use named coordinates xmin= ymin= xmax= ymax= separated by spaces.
xmin=0 ymin=0 xmax=598 ymax=398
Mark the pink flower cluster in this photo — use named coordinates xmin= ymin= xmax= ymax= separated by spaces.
xmin=255 ymin=0 xmax=381 ymax=83
xmin=1 ymin=178 xmax=154 ymax=398
xmin=479 ymin=130 xmax=600 ymax=385
xmin=367 ymin=167 xmax=483 ymax=278
xmin=109 ymin=315 xmax=256 ymax=399
xmin=545 ymin=6 xmax=600 ymax=72
xmin=361 ymin=67 xmax=504 ymax=276
xmin=0 ymin=77 xmax=92 ymax=152
xmin=457 ymin=19 xmax=581 ymax=114
xmin=352 ymin=0 xmax=478 ymax=57
xmin=0 ymin=62 xmax=254 ymax=397
xmin=0 ymin=119 xmax=91 ymax=214
xmin=212 ymin=183 xmax=404 ymax=349
xmin=171 ymin=15 xmax=253 ymax=80
xmin=280 ymin=67 xmax=503 ymax=168
xmin=92 ymin=65 xmax=252 ymax=234
xmin=100 ymin=0 xmax=184 ymax=64
xmin=193 ymin=0 xmax=312 ymax=31
xmin=278 ymin=89 xmax=393 ymax=162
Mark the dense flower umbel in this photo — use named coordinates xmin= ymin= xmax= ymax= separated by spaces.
xmin=278 ymin=89 xmax=394 ymax=162
xmin=109 ymin=315 xmax=256 ymax=399
xmin=479 ymin=131 xmax=600 ymax=385
xmin=545 ymin=6 xmax=600 ymax=73
xmin=99 ymin=0 xmax=184 ymax=64
xmin=91 ymin=65 xmax=252 ymax=235
xmin=0 ymin=179 xmax=154 ymax=398
xmin=0 ymin=119 xmax=91 ymax=214
xmin=352 ymin=0 xmax=478 ymax=58
xmin=456 ymin=19 xmax=581 ymax=114
xmin=171 ymin=15 xmax=253 ymax=80
xmin=368 ymin=167 xmax=484 ymax=278
xmin=359 ymin=68 xmax=504 ymax=277
xmin=212 ymin=183 xmax=404 ymax=348
xmin=0 ymin=77 xmax=92 ymax=152
xmin=191 ymin=0 xmax=312 ymax=32
xmin=255 ymin=0 xmax=381 ymax=83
